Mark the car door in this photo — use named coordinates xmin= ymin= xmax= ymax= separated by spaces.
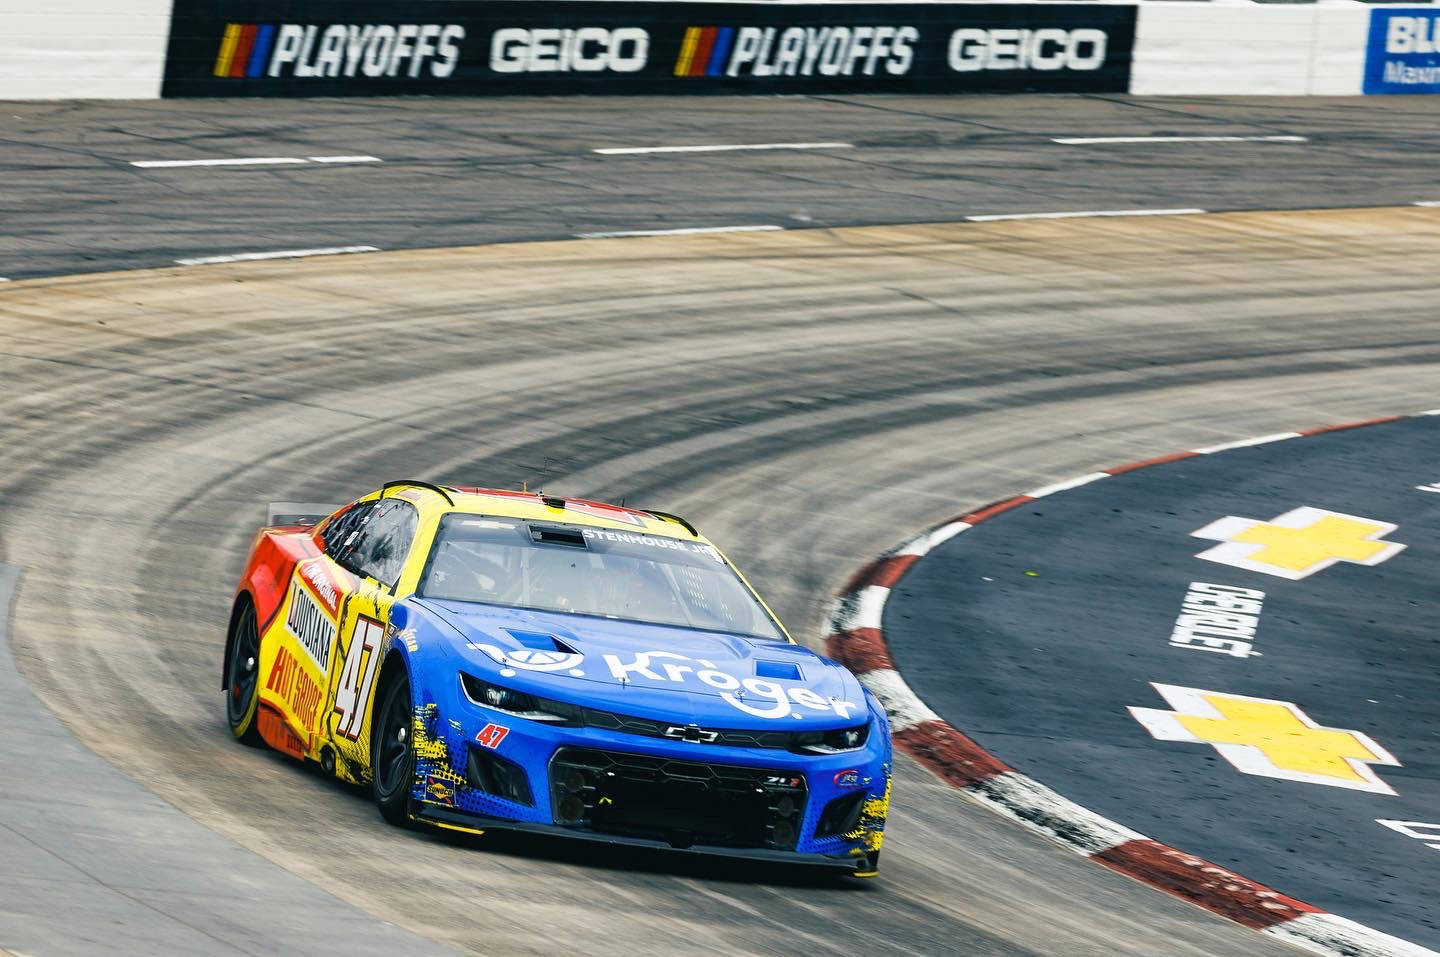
xmin=324 ymin=497 xmax=420 ymax=783
xmin=249 ymin=501 xmax=368 ymax=761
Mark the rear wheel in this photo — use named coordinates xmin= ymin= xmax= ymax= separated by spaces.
xmin=225 ymin=600 xmax=264 ymax=746
xmin=371 ymin=668 xmax=415 ymax=826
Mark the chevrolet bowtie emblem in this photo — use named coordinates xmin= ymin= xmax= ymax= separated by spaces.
xmin=1191 ymin=506 xmax=1404 ymax=580
xmin=665 ymin=723 xmax=719 ymax=743
xmin=1129 ymin=683 xmax=1400 ymax=794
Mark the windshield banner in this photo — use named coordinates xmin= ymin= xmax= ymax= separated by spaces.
xmin=162 ymin=1 xmax=1137 ymax=97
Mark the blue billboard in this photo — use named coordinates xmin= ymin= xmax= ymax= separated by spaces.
xmin=1366 ymin=9 xmax=1440 ymax=94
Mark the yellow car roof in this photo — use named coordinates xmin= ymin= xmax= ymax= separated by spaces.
xmin=392 ymin=484 xmax=704 ymax=542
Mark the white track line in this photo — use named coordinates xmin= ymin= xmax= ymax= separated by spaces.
xmin=132 ymin=156 xmax=380 ymax=169
xmin=593 ymin=142 xmax=852 ymax=155
xmin=1191 ymin=431 xmax=1301 ymax=454
xmin=307 ymin=155 xmax=382 ymax=164
xmin=134 ymin=157 xmax=305 ymax=168
xmin=1026 ymin=472 xmax=1109 ymax=498
xmin=174 ymin=245 xmax=379 ymax=266
xmin=966 ymin=208 xmax=1205 ymax=223
xmin=574 ymin=225 xmax=783 ymax=239
xmin=1414 ymin=201 xmax=1440 ymax=208
xmin=894 ymin=520 xmax=970 ymax=557
xmin=856 ymin=668 xmax=940 ymax=733
xmin=1053 ymin=135 xmax=1308 ymax=146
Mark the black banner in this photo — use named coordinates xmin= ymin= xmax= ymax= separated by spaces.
xmin=162 ymin=1 xmax=1136 ymax=98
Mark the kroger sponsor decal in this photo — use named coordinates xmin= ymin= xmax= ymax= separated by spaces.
xmin=211 ymin=22 xmax=465 ymax=80
xmin=490 ymin=27 xmax=648 ymax=73
xmin=603 ymin=651 xmax=859 ymax=720
xmin=1365 ymin=10 xmax=1440 ymax=94
xmin=947 ymin=28 xmax=1107 ymax=73
xmin=285 ymin=581 xmax=336 ymax=671
xmin=674 ymin=25 xmax=918 ymax=78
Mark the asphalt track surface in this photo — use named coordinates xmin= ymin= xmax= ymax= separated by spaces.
xmin=0 ymin=565 xmax=444 ymax=955
xmin=2 ymin=94 xmax=1440 ymax=956
xmin=6 ymin=94 xmax=1440 ymax=278
xmin=885 ymin=419 xmax=1440 ymax=951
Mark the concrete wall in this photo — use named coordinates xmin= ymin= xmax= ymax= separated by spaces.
xmin=1131 ymin=3 xmax=1370 ymax=96
xmin=0 ymin=0 xmax=173 ymax=99
xmin=0 ymin=0 xmax=1421 ymax=101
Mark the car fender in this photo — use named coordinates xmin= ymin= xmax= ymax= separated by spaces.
xmin=376 ymin=602 xmax=464 ymax=796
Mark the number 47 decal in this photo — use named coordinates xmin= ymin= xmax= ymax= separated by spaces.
xmin=334 ymin=617 xmax=384 ymax=740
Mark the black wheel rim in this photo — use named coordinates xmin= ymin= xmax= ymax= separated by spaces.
xmin=226 ymin=603 xmax=260 ymax=727
xmin=375 ymin=677 xmax=413 ymax=797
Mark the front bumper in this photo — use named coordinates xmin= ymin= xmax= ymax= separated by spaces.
xmin=414 ymin=804 xmax=878 ymax=873
xmin=408 ymin=693 xmax=891 ymax=873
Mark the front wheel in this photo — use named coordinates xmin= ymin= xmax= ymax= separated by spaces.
xmin=225 ymin=600 xmax=264 ymax=746
xmin=371 ymin=668 xmax=415 ymax=826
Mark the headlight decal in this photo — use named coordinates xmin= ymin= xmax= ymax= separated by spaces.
xmin=459 ymin=672 xmax=580 ymax=724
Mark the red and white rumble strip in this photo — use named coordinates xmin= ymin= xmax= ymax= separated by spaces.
xmin=825 ymin=410 xmax=1440 ymax=957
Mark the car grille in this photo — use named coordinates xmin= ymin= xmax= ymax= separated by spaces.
xmin=549 ymin=747 xmax=806 ymax=850
xmin=575 ymin=707 xmax=797 ymax=749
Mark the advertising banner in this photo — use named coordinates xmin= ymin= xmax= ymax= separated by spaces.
xmin=162 ymin=1 xmax=1136 ymax=97
xmin=1364 ymin=8 xmax=1440 ymax=94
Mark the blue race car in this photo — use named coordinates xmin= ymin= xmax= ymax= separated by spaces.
xmin=226 ymin=483 xmax=891 ymax=877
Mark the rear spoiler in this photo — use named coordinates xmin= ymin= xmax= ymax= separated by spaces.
xmin=266 ymin=502 xmax=338 ymax=528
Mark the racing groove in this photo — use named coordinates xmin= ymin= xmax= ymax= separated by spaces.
xmin=4 ymin=207 xmax=1440 ymax=955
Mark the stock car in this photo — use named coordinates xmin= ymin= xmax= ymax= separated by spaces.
xmin=223 ymin=481 xmax=891 ymax=876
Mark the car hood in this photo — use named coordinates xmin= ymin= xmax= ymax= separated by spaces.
xmin=415 ymin=599 xmax=868 ymax=730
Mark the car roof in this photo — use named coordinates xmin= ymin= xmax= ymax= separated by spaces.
xmin=395 ymin=485 xmax=702 ymax=541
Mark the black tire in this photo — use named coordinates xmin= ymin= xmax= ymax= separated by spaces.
xmin=225 ymin=600 xmax=265 ymax=747
xmin=371 ymin=667 xmax=415 ymax=827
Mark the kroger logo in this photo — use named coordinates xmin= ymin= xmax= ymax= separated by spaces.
xmin=603 ymin=650 xmax=860 ymax=720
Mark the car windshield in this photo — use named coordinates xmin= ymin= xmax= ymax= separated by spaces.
xmin=419 ymin=515 xmax=784 ymax=640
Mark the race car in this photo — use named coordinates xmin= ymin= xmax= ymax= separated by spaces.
xmin=224 ymin=481 xmax=890 ymax=876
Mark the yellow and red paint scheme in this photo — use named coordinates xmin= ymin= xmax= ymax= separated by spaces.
xmin=228 ymin=486 xmax=787 ymax=785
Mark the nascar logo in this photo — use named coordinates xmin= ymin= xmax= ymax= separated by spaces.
xmin=674 ymin=26 xmax=738 ymax=77
xmin=674 ymin=25 xmax=917 ymax=78
xmin=213 ymin=23 xmax=278 ymax=78
xmin=212 ymin=22 xmax=465 ymax=79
